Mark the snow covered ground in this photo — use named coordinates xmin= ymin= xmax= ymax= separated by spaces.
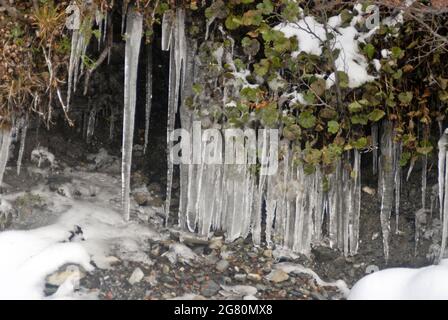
xmin=0 ymin=158 xmax=165 ymax=299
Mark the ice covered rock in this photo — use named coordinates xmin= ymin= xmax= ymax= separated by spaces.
xmin=162 ymin=243 xmax=199 ymax=265
xmin=31 ymin=147 xmax=55 ymax=168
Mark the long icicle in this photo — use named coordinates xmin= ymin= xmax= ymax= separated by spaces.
xmin=394 ymin=140 xmax=402 ymax=233
xmin=438 ymin=129 xmax=448 ymax=261
xmin=16 ymin=113 xmax=29 ymax=175
xmin=144 ymin=44 xmax=153 ymax=155
xmin=164 ymin=9 xmax=187 ymax=225
xmin=121 ymin=7 xmax=143 ymax=221
xmin=379 ymin=120 xmax=394 ymax=263
xmin=0 ymin=126 xmax=12 ymax=188
xmin=372 ymin=123 xmax=378 ymax=175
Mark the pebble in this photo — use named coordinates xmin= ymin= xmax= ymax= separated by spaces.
xmin=201 ymin=280 xmax=221 ymax=297
xmin=265 ymin=270 xmax=289 ymax=283
xmin=216 ymin=260 xmax=230 ymax=272
xmin=263 ymin=249 xmax=273 ymax=258
xmin=128 ymin=268 xmax=144 ymax=285
xmin=234 ymin=273 xmax=247 ymax=282
xmin=247 ymin=273 xmax=262 ymax=282
xmin=133 ymin=191 xmax=151 ymax=206
xmin=162 ymin=265 xmax=170 ymax=274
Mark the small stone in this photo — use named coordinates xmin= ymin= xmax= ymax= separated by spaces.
xmin=201 ymin=280 xmax=220 ymax=297
xmin=162 ymin=264 xmax=170 ymax=274
xmin=247 ymin=273 xmax=262 ymax=282
xmin=148 ymin=196 xmax=164 ymax=208
xmin=128 ymin=268 xmax=145 ymax=285
xmin=47 ymin=265 xmax=85 ymax=286
xmin=234 ymin=274 xmax=247 ymax=282
xmin=216 ymin=260 xmax=229 ymax=272
xmin=144 ymin=274 xmax=158 ymax=286
xmin=147 ymin=182 xmax=162 ymax=193
xmin=209 ymin=237 xmax=223 ymax=249
xmin=362 ymin=186 xmax=376 ymax=195
xmin=312 ymin=246 xmax=339 ymax=262
xmin=265 ymin=270 xmax=289 ymax=283
xmin=263 ymin=249 xmax=273 ymax=258
xmin=134 ymin=191 xmax=151 ymax=206
xmin=310 ymin=292 xmax=326 ymax=300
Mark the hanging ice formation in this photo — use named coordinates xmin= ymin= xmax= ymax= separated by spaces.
xmin=16 ymin=114 xmax=29 ymax=175
xmin=144 ymin=45 xmax=153 ymax=155
xmin=66 ymin=2 xmax=106 ymax=109
xmin=378 ymin=121 xmax=393 ymax=262
xmin=159 ymin=7 xmax=433 ymax=259
xmin=438 ymin=128 xmax=448 ymax=262
xmin=0 ymin=125 xmax=12 ymax=188
xmin=161 ymin=9 xmax=187 ymax=224
xmin=158 ymin=12 xmax=366 ymax=256
xmin=121 ymin=7 xmax=143 ymax=221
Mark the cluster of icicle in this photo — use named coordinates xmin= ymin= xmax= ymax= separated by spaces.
xmin=66 ymin=1 xmax=108 ymax=110
xmin=89 ymin=5 xmax=448 ymax=259
xmin=0 ymin=115 xmax=29 ymax=188
xmin=156 ymin=10 xmax=363 ymax=256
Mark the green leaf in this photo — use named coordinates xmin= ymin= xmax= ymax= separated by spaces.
xmin=281 ymin=1 xmax=301 ymax=22
xmin=398 ymin=91 xmax=413 ymax=105
xmin=367 ymin=109 xmax=386 ymax=122
xmin=363 ymin=43 xmax=375 ymax=60
xmin=310 ymin=78 xmax=326 ymax=96
xmin=352 ymin=137 xmax=368 ymax=149
xmin=254 ymin=59 xmax=270 ymax=76
xmin=257 ymin=0 xmax=274 ymax=15
xmin=337 ymin=71 xmax=349 ymax=88
xmin=298 ymin=111 xmax=316 ymax=129
xmin=391 ymin=46 xmax=404 ymax=59
xmin=351 ymin=114 xmax=368 ymax=125
xmin=225 ymin=15 xmax=241 ymax=30
xmin=393 ymin=69 xmax=403 ymax=80
xmin=192 ymin=83 xmax=203 ymax=94
xmin=242 ymin=10 xmax=263 ymax=26
xmin=399 ymin=152 xmax=411 ymax=167
xmin=327 ymin=120 xmax=340 ymax=134
xmin=416 ymin=140 xmax=433 ymax=155
xmin=348 ymin=101 xmax=363 ymax=113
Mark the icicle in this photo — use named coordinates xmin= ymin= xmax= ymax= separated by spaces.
xmin=65 ymin=4 xmax=81 ymax=109
xmin=121 ymin=7 xmax=143 ymax=221
xmin=86 ymin=108 xmax=96 ymax=143
xmin=16 ymin=114 xmax=29 ymax=175
xmin=67 ymin=29 xmax=79 ymax=109
xmin=178 ymin=38 xmax=197 ymax=229
xmin=0 ymin=126 xmax=12 ymax=188
xmin=372 ymin=123 xmax=378 ymax=175
xmin=438 ymin=129 xmax=448 ymax=261
xmin=109 ymin=107 xmax=116 ymax=140
xmin=165 ymin=9 xmax=187 ymax=224
xmin=393 ymin=140 xmax=402 ymax=233
xmin=252 ymin=130 xmax=268 ymax=245
xmin=144 ymin=45 xmax=153 ymax=155
xmin=161 ymin=11 xmax=173 ymax=51
xmin=312 ymin=167 xmax=324 ymax=244
xmin=350 ymin=150 xmax=362 ymax=255
xmin=379 ymin=121 xmax=394 ymax=263
xmin=422 ymin=155 xmax=428 ymax=209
